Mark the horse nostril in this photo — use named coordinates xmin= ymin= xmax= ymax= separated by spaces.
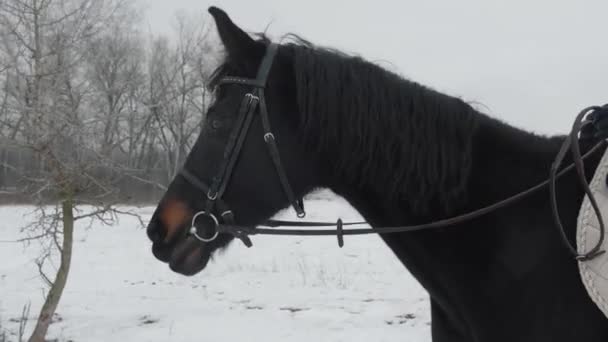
xmin=160 ymin=199 xmax=191 ymax=243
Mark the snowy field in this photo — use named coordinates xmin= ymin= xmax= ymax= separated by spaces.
xmin=0 ymin=193 xmax=430 ymax=341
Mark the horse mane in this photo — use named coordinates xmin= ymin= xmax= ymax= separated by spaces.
xmin=282 ymin=36 xmax=480 ymax=214
xmin=209 ymin=35 xmax=481 ymax=214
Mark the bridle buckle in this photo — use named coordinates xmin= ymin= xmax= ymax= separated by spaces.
xmin=245 ymin=93 xmax=260 ymax=104
xmin=207 ymin=189 xmax=219 ymax=201
xmin=263 ymin=132 xmax=275 ymax=143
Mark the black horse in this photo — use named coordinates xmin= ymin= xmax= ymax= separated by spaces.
xmin=146 ymin=7 xmax=608 ymax=341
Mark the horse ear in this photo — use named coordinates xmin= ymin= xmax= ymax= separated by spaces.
xmin=208 ymin=7 xmax=256 ymax=58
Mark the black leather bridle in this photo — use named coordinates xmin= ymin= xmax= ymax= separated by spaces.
xmin=179 ymin=41 xmax=608 ymax=261
xmin=179 ymin=43 xmax=305 ymax=247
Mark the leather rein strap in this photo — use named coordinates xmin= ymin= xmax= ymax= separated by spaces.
xmin=551 ymin=105 xmax=608 ymax=260
xmin=220 ymin=141 xmax=605 ymax=252
xmin=181 ymin=41 xmax=608 ymax=260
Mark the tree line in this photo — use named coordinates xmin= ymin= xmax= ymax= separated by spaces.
xmin=0 ymin=0 xmax=219 ymax=205
xmin=0 ymin=1 xmax=220 ymax=340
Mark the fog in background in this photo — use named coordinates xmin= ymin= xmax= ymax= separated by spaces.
xmin=143 ymin=0 xmax=608 ymax=135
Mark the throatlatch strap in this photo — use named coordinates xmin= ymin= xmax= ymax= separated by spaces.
xmin=258 ymin=89 xmax=306 ymax=217
xmin=256 ymin=43 xmax=305 ymax=216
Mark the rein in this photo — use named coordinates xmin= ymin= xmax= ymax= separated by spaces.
xmin=181 ymin=41 xmax=608 ymax=261
xmin=217 ymin=140 xmax=605 ymax=253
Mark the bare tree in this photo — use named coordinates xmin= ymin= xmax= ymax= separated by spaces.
xmin=0 ymin=1 xmax=143 ymax=341
xmin=0 ymin=4 xmax=220 ymax=337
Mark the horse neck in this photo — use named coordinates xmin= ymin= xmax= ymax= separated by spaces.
xmin=468 ymin=116 xmax=561 ymax=207
xmin=327 ymin=112 xmax=564 ymax=227
xmin=324 ymin=111 xmax=605 ymax=335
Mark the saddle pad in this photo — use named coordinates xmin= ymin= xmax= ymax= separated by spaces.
xmin=577 ymin=146 xmax=608 ymax=318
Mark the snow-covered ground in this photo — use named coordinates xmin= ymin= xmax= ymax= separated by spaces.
xmin=0 ymin=193 xmax=430 ymax=341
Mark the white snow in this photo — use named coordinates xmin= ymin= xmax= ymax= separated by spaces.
xmin=0 ymin=193 xmax=430 ymax=341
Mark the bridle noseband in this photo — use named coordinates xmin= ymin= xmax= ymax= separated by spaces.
xmin=180 ymin=41 xmax=608 ymax=261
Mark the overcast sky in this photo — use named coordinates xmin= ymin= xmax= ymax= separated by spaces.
xmin=143 ymin=0 xmax=607 ymax=135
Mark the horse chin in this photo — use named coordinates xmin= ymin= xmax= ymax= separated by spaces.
xmin=167 ymin=236 xmax=211 ymax=276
